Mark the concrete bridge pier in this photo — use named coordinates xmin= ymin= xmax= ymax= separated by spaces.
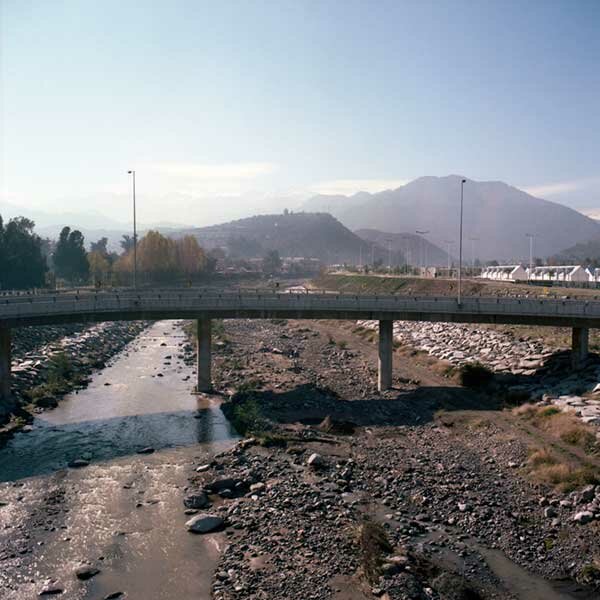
xmin=196 ymin=318 xmax=212 ymax=393
xmin=0 ymin=327 xmax=14 ymax=418
xmin=378 ymin=320 xmax=393 ymax=391
xmin=572 ymin=327 xmax=589 ymax=370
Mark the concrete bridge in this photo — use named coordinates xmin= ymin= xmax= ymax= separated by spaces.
xmin=1 ymin=289 xmax=598 ymax=413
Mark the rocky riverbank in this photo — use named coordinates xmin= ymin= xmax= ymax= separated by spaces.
xmin=7 ymin=321 xmax=149 ymax=420
xmin=181 ymin=318 xmax=600 ymax=599
xmin=358 ymin=320 xmax=600 ymax=427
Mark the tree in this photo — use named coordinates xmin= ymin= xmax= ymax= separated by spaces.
xmin=263 ymin=249 xmax=282 ymax=274
xmin=87 ymin=251 xmax=110 ymax=285
xmin=0 ymin=215 xmax=48 ymax=289
xmin=53 ymin=227 xmax=90 ymax=283
xmin=120 ymin=234 xmax=134 ymax=253
xmin=90 ymin=237 xmax=109 ymax=255
xmin=175 ymin=235 xmax=207 ymax=276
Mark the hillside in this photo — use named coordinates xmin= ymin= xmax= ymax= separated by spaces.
xmin=170 ymin=212 xmax=392 ymax=265
xmin=303 ymin=175 xmax=600 ymax=261
xmin=552 ymin=238 xmax=600 ymax=265
xmin=355 ymin=229 xmax=451 ymax=267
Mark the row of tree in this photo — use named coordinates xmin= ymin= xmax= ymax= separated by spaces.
xmin=0 ymin=215 xmax=215 ymax=290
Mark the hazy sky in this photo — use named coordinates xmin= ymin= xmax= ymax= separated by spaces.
xmin=2 ymin=0 xmax=599 ymax=226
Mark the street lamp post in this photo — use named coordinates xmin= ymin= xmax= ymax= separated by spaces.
xmin=416 ymin=230 xmax=429 ymax=274
xmin=469 ymin=236 xmax=480 ymax=271
xmin=444 ymin=240 xmax=454 ymax=275
xmin=127 ymin=170 xmax=137 ymax=288
xmin=525 ymin=233 xmax=535 ymax=280
xmin=458 ymin=179 xmax=466 ymax=305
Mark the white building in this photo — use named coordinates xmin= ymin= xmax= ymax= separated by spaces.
xmin=527 ymin=265 xmax=591 ymax=283
xmin=480 ymin=265 xmax=527 ymax=282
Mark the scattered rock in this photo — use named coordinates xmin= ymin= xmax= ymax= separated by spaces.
xmin=186 ymin=513 xmax=225 ymax=534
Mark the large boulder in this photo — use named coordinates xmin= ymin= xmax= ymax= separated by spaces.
xmin=186 ymin=513 xmax=224 ymax=534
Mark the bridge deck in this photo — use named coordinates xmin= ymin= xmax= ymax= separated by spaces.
xmin=2 ymin=290 xmax=600 ymax=328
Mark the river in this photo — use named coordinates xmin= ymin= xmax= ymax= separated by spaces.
xmin=0 ymin=320 xmax=237 ymax=599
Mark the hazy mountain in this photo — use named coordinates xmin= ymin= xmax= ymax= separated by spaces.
xmin=302 ymin=176 xmax=600 ymax=261
xmin=170 ymin=212 xmax=391 ymax=265
xmin=0 ymin=200 xmax=185 ymax=252
xmin=552 ymin=238 xmax=600 ymax=265
xmin=355 ymin=229 xmax=451 ymax=267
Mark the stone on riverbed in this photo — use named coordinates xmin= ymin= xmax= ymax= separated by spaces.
xmin=573 ymin=511 xmax=594 ymax=524
xmin=186 ymin=513 xmax=224 ymax=534
xmin=136 ymin=447 xmax=155 ymax=455
xmin=68 ymin=459 xmax=90 ymax=468
xmin=183 ymin=493 xmax=210 ymax=509
xmin=74 ymin=565 xmax=100 ymax=580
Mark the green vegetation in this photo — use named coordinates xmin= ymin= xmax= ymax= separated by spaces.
xmin=0 ymin=216 xmax=48 ymax=289
xmin=313 ymin=273 xmax=409 ymax=295
xmin=458 ymin=362 xmax=494 ymax=388
xmin=25 ymin=352 xmax=81 ymax=405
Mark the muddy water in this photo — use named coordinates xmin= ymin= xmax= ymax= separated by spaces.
xmin=0 ymin=320 xmax=237 ymax=599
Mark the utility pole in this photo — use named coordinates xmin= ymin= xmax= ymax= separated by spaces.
xmin=386 ymin=239 xmax=393 ymax=270
xmin=127 ymin=170 xmax=137 ymax=288
xmin=458 ymin=179 xmax=466 ymax=305
xmin=371 ymin=243 xmax=375 ymax=266
xmin=359 ymin=245 xmax=362 ymax=269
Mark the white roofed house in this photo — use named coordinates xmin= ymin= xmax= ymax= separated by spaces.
xmin=528 ymin=265 xmax=591 ymax=283
xmin=480 ymin=265 xmax=527 ymax=282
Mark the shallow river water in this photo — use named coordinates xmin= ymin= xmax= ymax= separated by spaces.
xmin=0 ymin=320 xmax=237 ymax=599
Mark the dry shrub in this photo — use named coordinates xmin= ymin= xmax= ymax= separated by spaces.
xmin=528 ymin=447 xmax=557 ymax=467
xmin=357 ymin=520 xmax=392 ymax=583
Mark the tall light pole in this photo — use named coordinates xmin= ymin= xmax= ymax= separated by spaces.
xmin=416 ymin=230 xmax=429 ymax=273
xmin=525 ymin=233 xmax=535 ymax=279
xmin=386 ymin=238 xmax=393 ymax=270
xmin=444 ymin=240 xmax=454 ymax=275
xmin=458 ymin=178 xmax=466 ymax=305
xmin=469 ymin=236 xmax=480 ymax=270
xmin=127 ymin=170 xmax=137 ymax=288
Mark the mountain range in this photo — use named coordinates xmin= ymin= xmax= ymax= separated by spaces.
xmin=303 ymin=175 xmax=600 ymax=261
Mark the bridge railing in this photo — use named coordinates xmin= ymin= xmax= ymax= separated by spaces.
xmin=3 ymin=291 xmax=600 ymax=323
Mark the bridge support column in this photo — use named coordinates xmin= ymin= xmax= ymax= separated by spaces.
xmin=196 ymin=318 xmax=212 ymax=393
xmin=0 ymin=327 xmax=14 ymax=419
xmin=378 ymin=320 xmax=393 ymax=391
xmin=572 ymin=327 xmax=589 ymax=370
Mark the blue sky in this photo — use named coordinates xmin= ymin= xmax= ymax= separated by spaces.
xmin=1 ymin=0 xmax=599 ymax=226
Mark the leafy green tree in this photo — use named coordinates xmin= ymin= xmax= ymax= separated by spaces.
xmin=53 ymin=227 xmax=90 ymax=283
xmin=262 ymin=249 xmax=282 ymax=274
xmin=0 ymin=215 xmax=48 ymax=289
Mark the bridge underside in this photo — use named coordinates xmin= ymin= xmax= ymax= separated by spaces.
xmin=1 ymin=316 xmax=592 ymax=417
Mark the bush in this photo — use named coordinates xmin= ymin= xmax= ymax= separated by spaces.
xmin=230 ymin=399 xmax=267 ymax=435
xmin=458 ymin=362 xmax=494 ymax=388
xmin=357 ymin=520 xmax=393 ymax=583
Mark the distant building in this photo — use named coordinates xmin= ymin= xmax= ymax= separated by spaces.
xmin=282 ymin=257 xmax=322 ymax=274
xmin=527 ymin=265 xmax=590 ymax=283
xmin=480 ymin=265 xmax=527 ymax=282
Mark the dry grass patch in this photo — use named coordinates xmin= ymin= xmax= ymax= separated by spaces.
xmin=527 ymin=446 xmax=600 ymax=492
xmin=514 ymin=404 xmax=598 ymax=453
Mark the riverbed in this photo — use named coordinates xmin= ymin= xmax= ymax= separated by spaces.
xmin=0 ymin=320 xmax=237 ymax=599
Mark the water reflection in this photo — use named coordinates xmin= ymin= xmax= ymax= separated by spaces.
xmin=0 ymin=321 xmax=237 ymax=482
